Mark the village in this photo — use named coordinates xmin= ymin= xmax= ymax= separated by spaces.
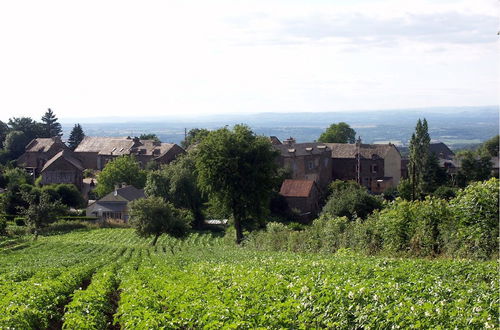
xmin=13 ymin=131 xmax=468 ymax=223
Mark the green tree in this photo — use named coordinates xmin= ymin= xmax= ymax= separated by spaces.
xmin=139 ymin=133 xmax=160 ymax=142
xmin=145 ymin=153 xmax=204 ymax=228
xmin=129 ymin=196 xmax=190 ymax=245
xmin=195 ymin=125 xmax=279 ymax=244
xmin=318 ymin=122 xmax=356 ymax=143
xmin=0 ymin=120 xmax=9 ymax=148
xmin=481 ymin=135 xmax=499 ymax=157
xmin=422 ymin=152 xmax=448 ymax=193
xmin=322 ymin=181 xmax=383 ymax=220
xmin=18 ymin=190 xmax=65 ymax=239
xmin=40 ymin=108 xmax=63 ymax=138
xmin=4 ymin=131 xmax=30 ymax=160
xmin=455 ymin=150 xmax=492 ymax=186
xmin=67 ymin=124 xmax=85 ymax=150
xmin=181 ymin=128 xmax=210 ymax=149
xmin=408 ymin=119 xmax=430 ymax=200
xmin=94 ymin=155 xmax=147 ymax=197
xmin=8 ymin=117 xmax=44 ymax=141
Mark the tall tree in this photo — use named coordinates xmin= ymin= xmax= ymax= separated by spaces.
xmin=41 ymin=108 xmax=62 ymax=138
xmin=67 ymin=124 xmax=85 ymax=150
xmin=455 ymin=150 xmax=492 ymax=186
xmin=195 ymin=125 xmax=279 ymax=244
xmin=318 ymin=122 xmax=356 ymax=143
xmin=408 ymin=119 xmax=431 ymax=200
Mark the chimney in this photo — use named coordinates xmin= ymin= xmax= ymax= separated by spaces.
xmin=114 ymin=184 xmax=119 ymax=196
xmin=284 ymin=137 xmax=296 ymax=146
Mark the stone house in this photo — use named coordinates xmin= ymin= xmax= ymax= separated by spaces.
xmin=40 ymin=150 xmax=84 ymax=190
xmin=273 ymin=140 xmax=332 ymax=189
xmin=86 ymin=185 xmax=145 ymax=222
xmin=325 ymin=142 xmax=401 ymax=193
xmin=279 ymin=179 xmax=321 ymax=221
xmin=17 ymin=137 xmax=70 ymax=176
xmin=74 ymin=136 xmax=185 ymax=170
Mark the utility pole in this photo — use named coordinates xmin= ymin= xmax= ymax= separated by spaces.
xmin=356 ymin=136 xmax=361 ymax=185
xmin=184 ymin=128 xmax=187 ymax=142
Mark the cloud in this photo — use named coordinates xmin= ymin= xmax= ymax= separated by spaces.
xmin=226 ymin=11 xmax=498 ymax=47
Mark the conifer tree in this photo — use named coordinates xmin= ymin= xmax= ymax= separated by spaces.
xmin=41 ymin=108 xmax=62 ymax=138
xmin=67 ymin=124 xmax=85 ymax=150
xmin=408 ymin=118 xmax=430 ymax=200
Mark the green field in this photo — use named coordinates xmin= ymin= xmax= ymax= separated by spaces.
xmin=0 ymin=228 xmax=498 ymax=329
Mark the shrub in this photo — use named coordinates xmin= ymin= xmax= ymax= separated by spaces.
xmin=0 ymin=215 xmax=7 ymax=235
xmin=14 ymin=217 xmax=25 ymax=226
xmin=322 ymin=182 xmax=383 ymax=220
xmin=449 ymin=178 xmax=499 ymax=259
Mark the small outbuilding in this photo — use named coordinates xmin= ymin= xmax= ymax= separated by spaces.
xmin=279 ymin=179 xmax=321 ymax=221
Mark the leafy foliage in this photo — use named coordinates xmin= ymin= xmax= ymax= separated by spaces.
xmin=317 ymin=122 xmax=356 ymax=143
xmin=181 ymin=128 xmax=210 ymax=149
xmin=195 ymin=125 xmax=279 ymax=243
xmin=145 ymin=153 xmax=204 ymax=228
xmin=322 ymin=180 xmax=383 ymax=220
xmin=94 ymin=155 xmax=146 ymax=197
xmin=139 ymin=133 xmax=160 ymax=142
xmin=129 ymin=196 xmax=190 ymax=245
xmin=408 ymin=118 xmax=430 ymax=199
xmin=449 ymin=178 xmax=499 ymax=259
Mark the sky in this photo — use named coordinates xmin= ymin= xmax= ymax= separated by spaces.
xmin=0 ymin=0 xmax=498 ymax=121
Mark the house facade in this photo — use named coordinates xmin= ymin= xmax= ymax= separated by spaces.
xmin=273 ymin=140 xmax=332 ymax=189
xmin=17 ymin=137 xmax=70 ymax=175
xmin=86 ymin=185 xmax=145 ymax=221
xmin=40 ymin=150 xmax=84 ymax=190
xmin=325 ymin=142 xmax=401 ymax=192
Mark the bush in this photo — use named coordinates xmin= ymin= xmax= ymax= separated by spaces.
xmin=432 ymin=186 xmax=457 ymax=200
xmin=449 ymin=178 xmax=499 ymax=259
xmin=0 ymin=216 xmax=7 ymax=235
xmin=322 ymin=182 xmax=383 ymax=220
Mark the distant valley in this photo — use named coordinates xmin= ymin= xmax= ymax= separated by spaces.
xmin=61 ymin=106 xmax=499 ymax=150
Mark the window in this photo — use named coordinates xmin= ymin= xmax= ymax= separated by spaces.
xmin=308 ymin=161 xmax=314 ymax=170
xmin=371 ymin=164 xmax=378 ymax=173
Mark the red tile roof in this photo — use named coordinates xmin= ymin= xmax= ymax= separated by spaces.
xmin=279 ymin=179 xmax=316 ymax=198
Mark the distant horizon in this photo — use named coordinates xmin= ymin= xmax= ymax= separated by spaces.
xmin=44 ymin=104 xmax=500 ymax=124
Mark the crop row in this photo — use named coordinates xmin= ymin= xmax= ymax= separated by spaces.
xmin=0 ymin=247 xmax=125 ymax=329
xmin=115 ymin=251 xmax=499 ymax=329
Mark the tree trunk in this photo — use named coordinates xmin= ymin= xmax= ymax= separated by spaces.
xmin=34 ymin=229 xmax=39 ymax=241
xmin=151 ymin=233 xmax=160 ymax=246
xmin=234 ymin=215 xmax=243 ymax=245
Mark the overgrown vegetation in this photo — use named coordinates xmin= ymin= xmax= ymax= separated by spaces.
xmin=245 ymin=178 xmax=499 ymax=260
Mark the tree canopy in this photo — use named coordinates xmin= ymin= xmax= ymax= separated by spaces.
xmin=129 ymin=196 xmax=190 ymax=245
xmin=481 ymin=135 xmax=499 ymax=158
xmin=145 ymin=153 xmax=204 ymax=228
xmin=181 ymin=128 xmax=210 ymax=149
xmin=318 ymin=122 xmax=356 ymax=143
xmin=195 ymin=125 xmax=279 ymax=243
xmin=139 ymin=133 xmax=160 ymax=142
xmin=67 ymin=124 xmax=85 ymax=150
xmin=94 ymin=155 xmax=147 ymax=197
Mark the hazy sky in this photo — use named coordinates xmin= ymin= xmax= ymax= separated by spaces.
xmin=0 ymin=0 xmax=498 ymax=121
